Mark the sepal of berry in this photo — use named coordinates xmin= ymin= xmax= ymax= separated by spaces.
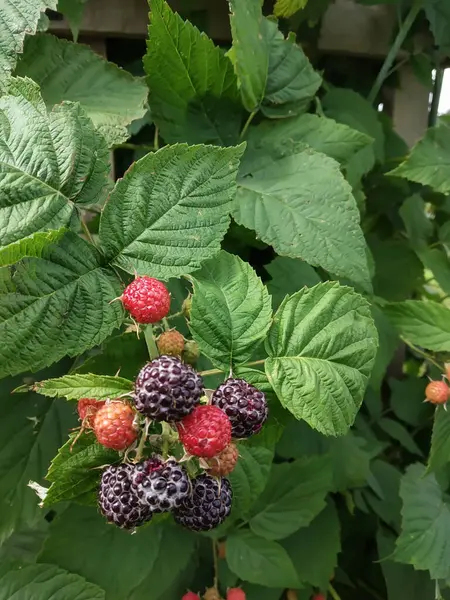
xmin=134 ymin=356 xmax=203 ymax=421
xmin=157 ymin=330 xmax=185 ymax=356
xmin=132 ymin=455 xmax=190 ymax=512
xmin=174 ymin=474 xmax=232 ymax=531
xmin=206 ymin=443 xmax=239 ymax=476
xmin=425 ymin=380 xmax=449 ymax=405
xmin=77 ymin=398 xmax=105 ymax=427
xmin=204 ymin=589 xmax=222 ymax=600
xmin=177 ymin=405 xmax=231 ymax=458
xmin=121 ymin=276 xmax=170 ymax=324
xmin=227 ymin=589 xmax=246 ymax=600
xmin=93 ymin=402 xmax=138 ymax=451
xmin=212 ymin=378 xmax=268 ymax=438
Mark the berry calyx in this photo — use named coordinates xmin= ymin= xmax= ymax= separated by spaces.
xmin=132 ymin=455 xmax=190 ymax=512
xmin=121 ymin=276 xmax=170 ymax=324
xmin=98 ymin=464 xmax=152 ymax=529
xmin=204 ymin=589 xmax=222 ymax=600
xmin=174 ymin=474 xmax=232 ymax=531
xmin=77 ymin=398 xmax=105 ymax=427
xmin=206 ymin=443 xmax=239 ymax=476
xmin=182 ymin=593 xmax=200 ymax=600
xmin=93 ymin=402 xmax=138 ymax=451
xmin=157 ymin=330 xmax=185 ymax=356
xmin=212 ymin=378 xmax=268 ymax=438
xmin=425 ymin=380 xmax=449 ymax=405
xmin=227 ymin=589 xmax=246 ymax=600
xmin=177 ymin=405 xmax=231 ymax=458
xmin=134 ymin=356 xmax=203 ymax=421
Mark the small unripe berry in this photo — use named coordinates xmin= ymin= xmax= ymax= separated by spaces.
xmin=182 ymin=296 xmax=192 ymax=319
xmin=183 ymin=340 xmax=200 ymax=365
xmin=425 ymin=380 xmax=449 ymax=405
xmin=77 ymin=398 xmax=105 ymax=427
xmin=157 ymin=330 xmax=185 ymax=356
xmin=206 ymin=443 xmax=239 ymax=476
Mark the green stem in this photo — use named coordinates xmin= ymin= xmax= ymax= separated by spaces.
xmin=154 ymin=126 xmax=160 ymax=150
xmin=80 ymin=216 xmax=96 ymax=246
xmin=212 ymin=539 xmax=219 ymax=590
xmin=402 ymin=337 xmax=444 ymax=372
xmin=368 ymin=0 xmax=422 ymax=104
xmin=144 ymin=325 xmax=159 ymax=360
xmin=240 ymin=110 xmax=257 ymax=139
xmin=328 ymin=584 xmax=342 ymax=600
xmin=198 ymin=359 xmax=266 ymax=377
xmin=135 ymin=418 xmax=151 ymax=462
xmin=162 ymin=317 xmax=170 ymax=332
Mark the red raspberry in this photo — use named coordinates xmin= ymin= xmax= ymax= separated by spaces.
xmin=157 ymin=330 xmax=185 ymax=356
xmin=177 ymin=405 xmax=231 ymax=458
xmin=93 ymin=402 xmax=138 ymax=451
xmin=425 ymin=381 xmax=449 ymax=405
xmin=207 ymin=443 xmax=239 ymax=476
xmin=227 ymin=589 xmax=246 ymax=600
xmin=121 ymin=277 xmax=170 ymax=324
xmin=311 ymin=595 xmax=326 ymax=600
xmin=77 ymin=398 xmax=105 ymax=427
xmin=182 ymin=593 xmax=200 ymax=600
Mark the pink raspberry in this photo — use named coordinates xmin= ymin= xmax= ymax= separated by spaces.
xmin=177 ymin=405 xmax=231 ymax=458
xmin=121 ymin=276 xmax=170 ymax=324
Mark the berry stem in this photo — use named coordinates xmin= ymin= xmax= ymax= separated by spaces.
xmin=144 ymin=325 xmax=159 ymax=360
xmin=135 ymin=417 xmax=151 ymax=462
xmin=328 ymin=584 xmax=342 ymax=600
xmin=402 ymin=337 xmax=444 ymax=372
xmin=212 ymin=539 xmax=219 ymax=590
xmin=162 ymin=317 xmax=170 ymax=331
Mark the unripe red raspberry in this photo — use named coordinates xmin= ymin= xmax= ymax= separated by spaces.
xmin=207 ymin=443 xmax=239 ymax=476
xmin=182 ymin=593 xmax=200 ymax=600
xmin=157 ymin=330 xmax=185 ymax=356
xmin=121 ymin=276 xmax=170 ymax=324
xmin=77 ymin=398 xmax=105 ymax=427
xmin=425 ymin=380 xmax=449 ymax=405
xmin=227 ymin=588 xmax=246 ymax=600
xmin=177 ymin=405 xmax=231 ymax=458
xmin=93 ymin=402 xmax=138 ymax=451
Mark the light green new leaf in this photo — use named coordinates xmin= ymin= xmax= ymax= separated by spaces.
xmin=282 ymin=501 xmax=340 ymax=590
xmin=15 ymin=34 xmax=148 ymax=145
xmin=399 ymin=195 xmax=433 ymax=249
xmin=247 ymin=113 xmax=373 ymax=166
xmin=261 ymin=18 xmax=321 ymax=117
xmin=249 ymin=455 xmax=333 ymax=539
xmin=99 ymin=143 xmax=245 ymax=278
xmin=274 ymin=0 xmax=309 ymax=18
xmin=226 ymin=530 xmax=299 ymax=588
xmin=265 ymin=282 xmax=378 ymax=436
xmin=384 ymin=300 xmax=450 ymax=352
xmin=26 ymin=373 xmax=134 ymax=401
xmin=0 ymin=229 xmax=65 ymax=267
xmin=229 ymin=0 xmax=268 ymax=112
xmin=44 ymin=434 xmax=118 ymax=507
xmin=389 ymin=123 xmax=450 ymax=193
xmin=266 ymin=256 xmax=321 ymax=310
xmin=229 ymin=445 xmax=273 ymax=520
xmin=234 ymin=144 xmax=371 ymax=291
xmin=145 ymin=0 xmax=241 ymax=145
xmin=0 ymin=563 xmax=105 ymax=600
xmin=394 ymin=464 xmax=450 ymax=580
xmin=428 ymin=406 xmax=450 ymax=473
xmin=188 ymin=251 xmax=272 ymax=370
xmin=378 ymin=418 xmax=423 ymax=456
xmin=417 ymin=247 xmax=450 ymax=296
xmin=0 ymin=232 xmax=124 ymax=378
xmin=0 ymin=0 xmax=56 ymax=81
xmin=0 ymin=78 xmax=110 ymax=247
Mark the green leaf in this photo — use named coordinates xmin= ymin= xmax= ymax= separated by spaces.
xmin=399 ymin=195 xmax=433 ymax=249
xmin=389 ymin=377 xmax=429 ymax=427
xmin=265 ymin=282 xmax=378 ymax=436
xmin=229 ymin=445 xmax=273 ymax=520
xmin=389 ymin=123 xmax=450 ymax=193
xmin=274 ymin=0 xmax=309 ymax=18
xmin=99 ymin=143 xmax=245 ymax=278
xmin=0 ymin=562 xmax=105 ymax=600
xmin=15 ymin=34 xmax=148 ymax=145
xmin=0 ymin=229 xmax=65 ymax=267
xmin=249 ymin=455 xmax=333 ymax=540
xmin=145 ymin=0 xmax=241 ymax=145
xmin=226 ymin=529 xmax=299 ymax=588
xmin=0 ymin=232 xmax=123 ymax=378
xmin=439 ymin=221 xmax=450 ymax=247
xmin=424 ymin=0 xmax=450 ymax=56
xmin=266 ymin=256 xmax=321 ymax=310
xmin=188 ymin=251 xmax=272 ymax=370
xmin=378 ymin=418 xmax=423 ymax=456
xmin=0 ymin=520 xmax=48 ymax=562
xmin=370 ymin=305 xmax=398 ymax=390
xmin=384 ymin=300 xmax=450 ymax=352
xmin=234 ymin=144 xmax=371 ymax=291
xmin=57 ymin=0 xmax=88 ymax=42
xmin=417 ymin=247 xmax=450 ymax=296
xmin=330 ymin=433 xmax=372 ymax=491
xmin=282 ymin=501 xmax=340 ymax=589
xmin=247 ymin=113 xmax=373 ymax=166
xmin=28 ymin=373 xmax=133 ymax=401
xmin=365 ymin=461 xmax=402 ymax=529
xmin=394 ymin=463 xmax=450 ymax=579
xmin=428 ymin=406 xmax=450 ymax=473
xmin=260 ymin=18 xmax=321 ymax=118
xmin=229 ymin=0 xmax=269 ymax=112
xmin=0 ymin=0 xmax=56 ymax=81
xmin=44 ymin=434 xmax=119 ymax=507
xmin=0 ymin=78 xmax=111 ymax=247
xmin=39 ymin=505 xmax=197 ymax=600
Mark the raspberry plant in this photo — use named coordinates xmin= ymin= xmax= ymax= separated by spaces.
xmin=1 ymin=0 xmax=450 ymax=599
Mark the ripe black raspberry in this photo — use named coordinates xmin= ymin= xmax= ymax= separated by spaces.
xmin=211 ymin=378 xmax=268 ymax=438
xmin=132 ymin=455 xmax=190 ymax=512
xmin=134 ymin=356 xmax=203 ymax=422
xmin=98 ymin=464 xmax=152 ymax=529
xmin=174 ymin=474 xmax=232 ymax=531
